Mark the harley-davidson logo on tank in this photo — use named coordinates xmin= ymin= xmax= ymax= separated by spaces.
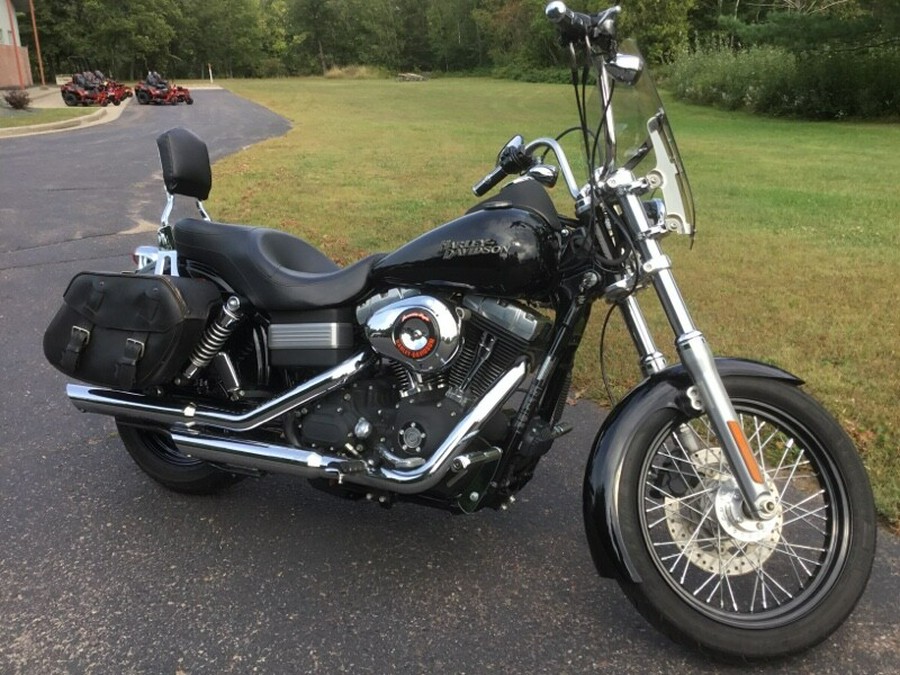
xmin=440 ymin=238 xmax=511 ymax=259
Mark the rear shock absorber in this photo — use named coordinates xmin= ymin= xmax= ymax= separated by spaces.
xmin=181 ymin=296 xmax=243 ymax=381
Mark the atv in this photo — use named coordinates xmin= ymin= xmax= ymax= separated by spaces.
xmin=59 ymin=71 xmax=109 ymax=107
xmin=59 ymin=60 xmax=132 ymax=107
xmin=134 ymin=71 xmax=193 ymax=105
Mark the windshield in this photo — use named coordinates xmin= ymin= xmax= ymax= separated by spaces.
xmin=589 ymin=40 xmax=695 ymax=235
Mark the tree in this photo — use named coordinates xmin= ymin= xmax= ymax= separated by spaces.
xmin=427 ymin=0 xmax=484 ymax=71
xmin=618 ymin=0 xmax=697 ymax=64
xmin=473 ymin=0 xmax=560 ymax=70
xmin=178 ymin=0 xmax=263 ymax=77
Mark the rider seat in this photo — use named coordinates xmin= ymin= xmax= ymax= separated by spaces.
xmin=173 ymin=218 xmax=384 ymax=311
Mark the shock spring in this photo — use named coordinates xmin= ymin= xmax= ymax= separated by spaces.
xmin=182 ymin=296 xmax=243 ymax=381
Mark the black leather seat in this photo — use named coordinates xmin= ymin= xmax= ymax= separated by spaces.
xmin=174 ymin=218 xmax=384 ymax=311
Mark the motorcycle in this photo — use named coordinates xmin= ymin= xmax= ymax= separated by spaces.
xmin=43 ymin=2 xmax=875 ymax=661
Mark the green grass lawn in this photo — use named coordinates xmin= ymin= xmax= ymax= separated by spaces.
xmin=209 ymin=77 xmax=899 ymax=526
xmin=0 ymin=107 xmax=93 ymax=129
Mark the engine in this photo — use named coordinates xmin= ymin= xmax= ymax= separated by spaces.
xmin=284 ymin=290 xmax=551 ymax=472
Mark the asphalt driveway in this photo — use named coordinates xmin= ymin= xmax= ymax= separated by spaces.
xmin=0 ymin=89 xmax=897 ymax=674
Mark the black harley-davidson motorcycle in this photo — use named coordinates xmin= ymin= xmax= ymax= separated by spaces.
xmin=44 ymin=2 xmax=875 ymax=661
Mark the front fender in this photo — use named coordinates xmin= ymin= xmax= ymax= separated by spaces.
xmin=583 ymin=358 xmax=802 ymax=583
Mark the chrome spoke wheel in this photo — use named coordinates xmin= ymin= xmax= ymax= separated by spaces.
xmin=641 ymin=401 xmax=845 ymax=624
xmin=587 ymin=374 xmax=874 ymax=658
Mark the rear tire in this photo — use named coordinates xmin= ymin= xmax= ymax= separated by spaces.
xmin=136 ymin=90 xmax=150 ymax=105
xmin=117 ymin=421 xmax=245 ymax=495
xmin=63 ymin=91 xmax=78 ymax=107
xmin=605 ymin=377 xmax=875 ymax=660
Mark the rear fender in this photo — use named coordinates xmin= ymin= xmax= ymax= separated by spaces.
xmin=583 ymin=358 xmax=803 ymax=582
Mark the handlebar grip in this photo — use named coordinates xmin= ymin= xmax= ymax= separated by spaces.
xmin=472 ymin=166 xmax=507 ymax=197
xmin=545 ymin=1 xmax=593 ymax=37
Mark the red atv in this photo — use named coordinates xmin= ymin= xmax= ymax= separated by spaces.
xmin=59 ymin=68 xmax=132 ymax=107
xmin=134 ymin=71 xmax=193 ymax=105
xmin=97 ymin=70 xmax=133 ymax=105
xmin=60 ymin=71 xmax=110 ymax=107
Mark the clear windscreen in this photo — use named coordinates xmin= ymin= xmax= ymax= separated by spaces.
xmin=586 ymin=40 xmax=696 ymax=235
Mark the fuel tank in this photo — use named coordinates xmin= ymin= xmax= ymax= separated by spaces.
xmin=372 ymin=205 xmax=559 ymax=300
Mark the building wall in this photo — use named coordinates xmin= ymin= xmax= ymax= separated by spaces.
xmin=0 ymin=0 xmax=31 ymax=88
xmin=0 ymin=44 xmax=32 ymax=88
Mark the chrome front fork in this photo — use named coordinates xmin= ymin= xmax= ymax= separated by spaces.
xmin=611 ymin=184 xmax=777 ymax=520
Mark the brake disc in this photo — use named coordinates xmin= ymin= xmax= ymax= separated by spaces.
xmin=664 ymin=448 xmax=783 ymax=576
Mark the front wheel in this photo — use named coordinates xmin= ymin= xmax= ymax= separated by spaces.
xmin=116 ymin=421 xmax=245 ymax=494
xmin=606 ymin=377 xmax=875 ymax=660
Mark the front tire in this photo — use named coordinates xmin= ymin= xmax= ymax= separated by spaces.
xmin=604 ymin=377 xmax=875 ymax=660
xmin=117 ymin=421 xmax=244 ymax=495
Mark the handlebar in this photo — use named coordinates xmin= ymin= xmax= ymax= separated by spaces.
xmin=545 ymin=1 xmax=593 ymax=35
xmin=472 ymin=139 xmax=534 ymax=197
xmin=472 ymin=166 xmax=508 ymax=197
xmin=472 ymin=137 xmax=584 ymax=200
xmin=544 ymin=1 xmax=620 ymax=44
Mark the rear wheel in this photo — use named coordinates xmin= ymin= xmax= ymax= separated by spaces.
xmin=117 ymin=420 xmax=244 ymax=494
xmin=62 ymin=91 xmax=78 ymax=107
xmin=136 ymin=90 xmax=150 ymax=105
xmin=608 ymin=377 xmax=875 ymax=660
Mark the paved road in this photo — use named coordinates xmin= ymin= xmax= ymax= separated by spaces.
xmin=1 ymin=90 xmax=897 ymax=674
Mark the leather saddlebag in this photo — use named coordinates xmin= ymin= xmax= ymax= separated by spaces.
xmin=43 ymin=272 xmax=221 ymax=388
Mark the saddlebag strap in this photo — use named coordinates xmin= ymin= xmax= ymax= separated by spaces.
xmin=114 ymin=333 xmax=148 ymax=387
xmin=60 ymin=325 xmax=92 ymax=372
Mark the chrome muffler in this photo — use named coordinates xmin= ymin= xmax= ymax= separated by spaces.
xmin=66 ymin=351 xmax=377 ymax=432
xmin=173 ymin=360 xmax=527 ymax=494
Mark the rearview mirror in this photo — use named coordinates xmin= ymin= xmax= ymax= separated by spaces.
xmin=498 ymin=135 xmax=525 ymax=164
xmin=607 ymin=53 xmax=643 ymax=85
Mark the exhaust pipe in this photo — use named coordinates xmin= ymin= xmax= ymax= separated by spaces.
xmin=172 ymin=360 xmax=527 ymax=494
xmin=66 ymin=351 xmax=377 ymax=432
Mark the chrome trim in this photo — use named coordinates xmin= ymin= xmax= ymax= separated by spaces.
xmin=168 ymin=359 xmax=527 ymax=495
xmin=268 ymin=323 xmax=354 ymax=350
xmin=172 ymin=433 xmax=352 ymax=479
xmin=523 ymin=137 xmax=581 ymax=198
xmin=66 ymin=351 xmax=377 ymax=432
xmin=160 ymin=191 xmax=174 ymax=228
xmin=196 ymin=199 xmax=211 ymax=221
xmin=462 ymin=295 xmax=551 ymax=343
xmin=676 ymin=332 xmax=775 ymax=518
xmin=371 ymin=359 xmax=526 ymax=490
xmin=132 ymin=245 xmax=179 ymax=276
xmin=365 ymin=295 xmax=461 ymax=373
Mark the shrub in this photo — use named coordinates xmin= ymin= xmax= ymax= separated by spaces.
xmin=490 ymin=63 xmax=573 ymax=85
xmin=667 ymin=45 xmax=795 ymax=112
xmin=323 ymin=65 xmax=388 ymax=80
xmin=667 ymin=45 xmax=900 ymax=119
xmin=3 ymin=89 xmax=31 ymax=110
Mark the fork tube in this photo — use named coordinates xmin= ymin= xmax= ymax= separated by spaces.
xmin=617 ymin=191 xmax=776 ymax=520
xmin=617 ymin=294 xmax=667 ymax=377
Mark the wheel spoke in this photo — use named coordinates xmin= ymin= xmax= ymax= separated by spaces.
xmin=639 ymin=399 xmax=850 ymax=625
